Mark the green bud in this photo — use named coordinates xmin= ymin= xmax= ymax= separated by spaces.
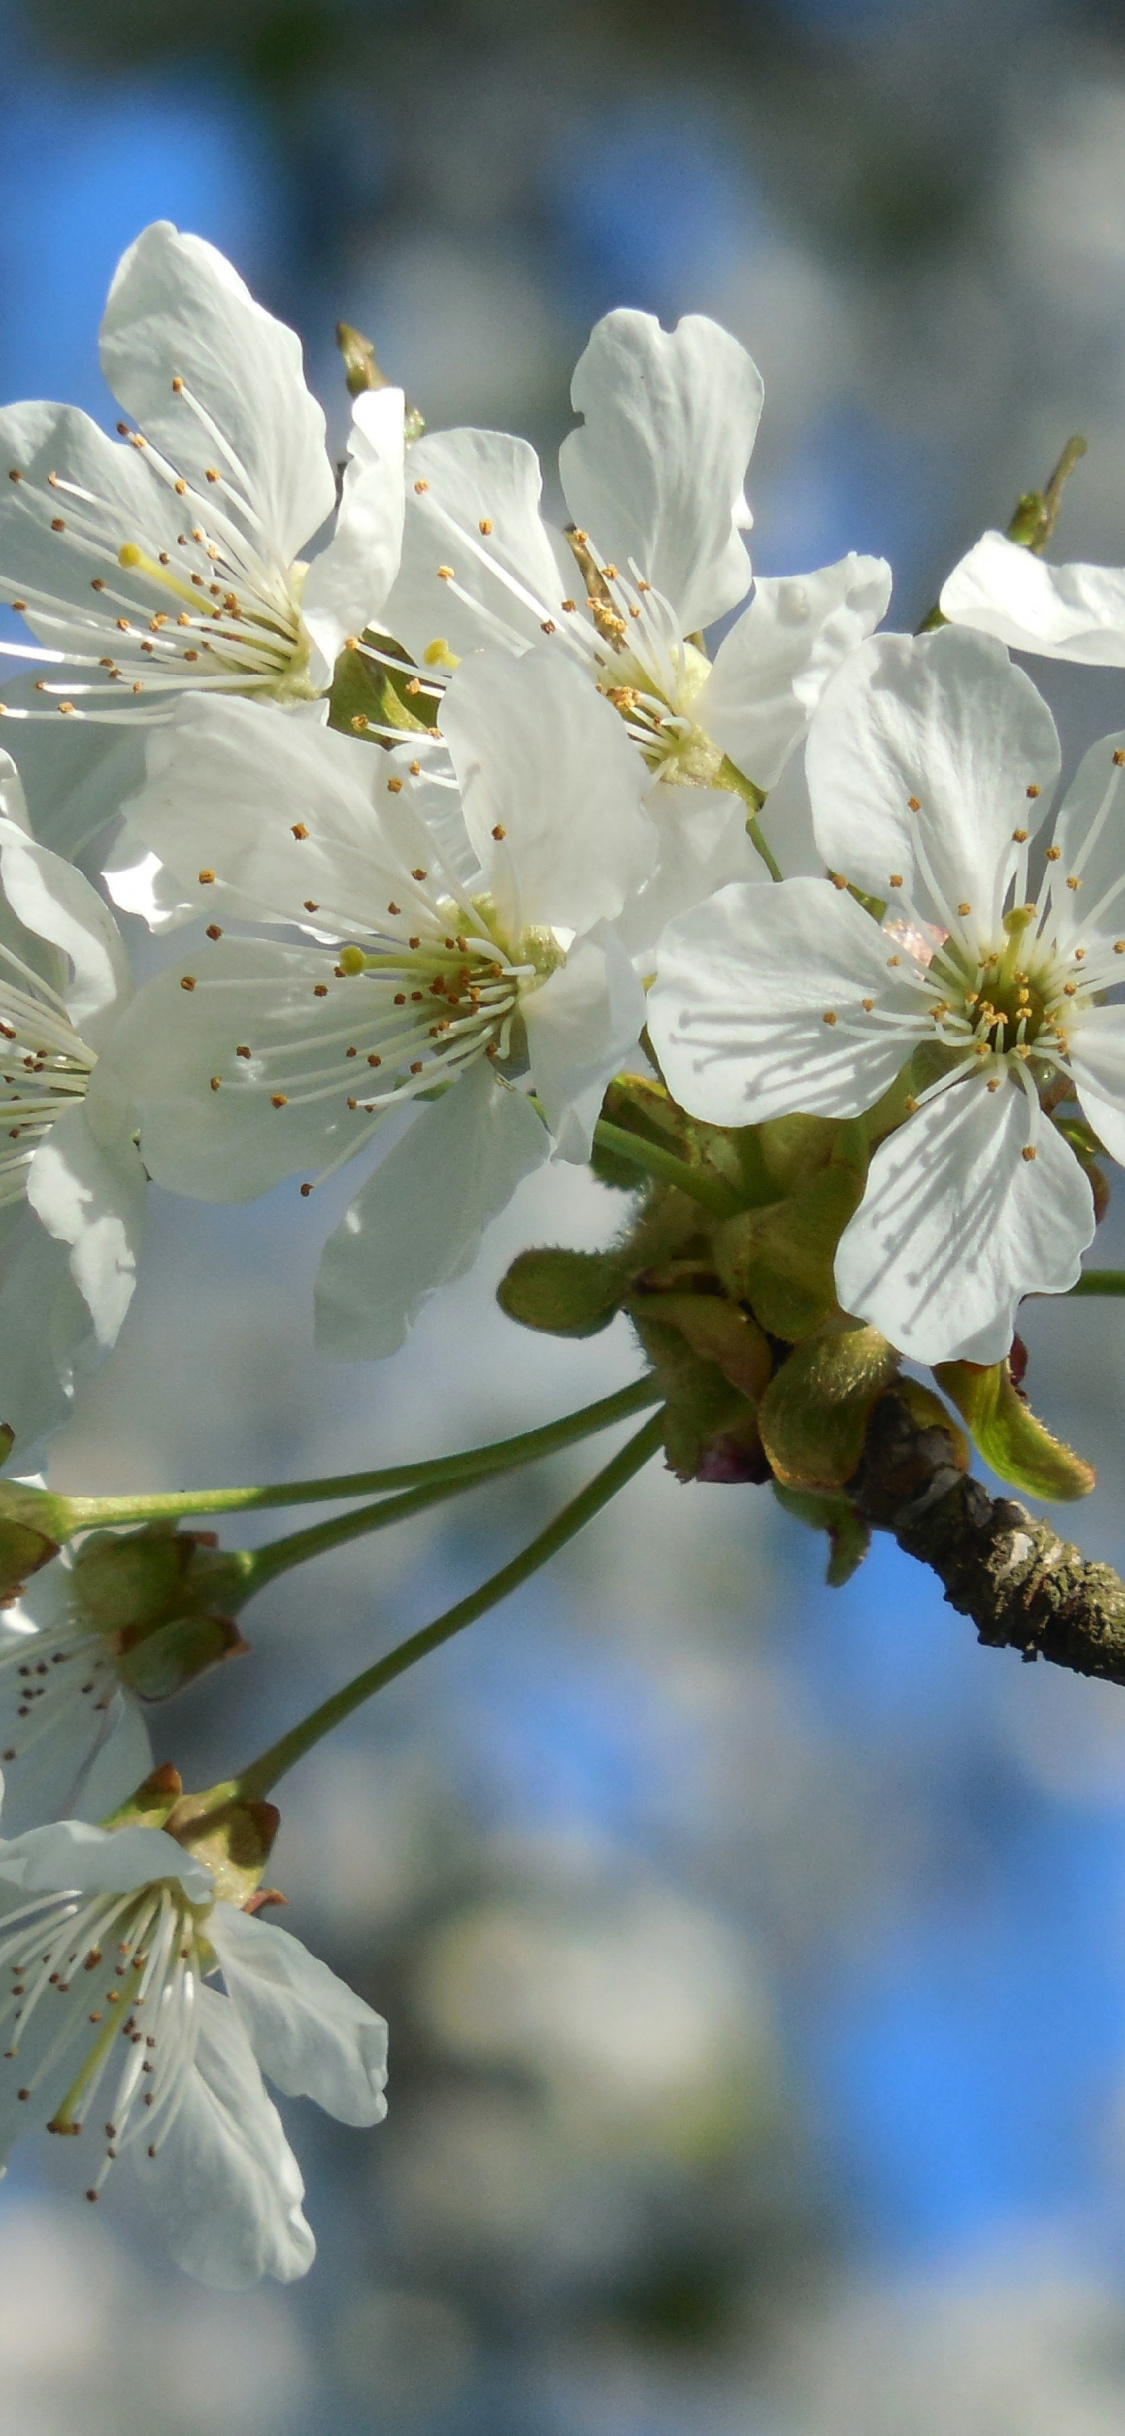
xmin=715 ymin=1120 xmax=868 ymax=1342
xmin=631 ymin=1313 xmax=765 ymax=1484
xmin=758 ymin=1318 xmax=899 ymax=1492
xmin=498 ymin=1247 xmax=629 ymax=1337
xmin=932 ymin=1358 xmax=1095 ymax=1501
xmin=626 ymin=1290 xmax=771 ymax=1403
xmin=69 ymin=1524 xmax=254 ymax=1700
xmin=772 ymin=1482 xmax=871 ymax=1585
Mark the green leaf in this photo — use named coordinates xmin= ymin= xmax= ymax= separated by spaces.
xmin=758 ymin=1318 xmax=899 ymax=1491
xmin=932 ymin=1359 xmax=1095 ymax=1500
xmin=497 ymin=1248 xmax=629 ymax=1337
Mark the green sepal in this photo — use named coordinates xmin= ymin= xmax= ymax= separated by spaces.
xmin=758 ymin=1319 xmax=899 ymax=1491
xmin=498 ymin=1247 xmax=629 ymax=1337
xmin=100 ymin=1761 xmax=186 ymax=1832
xmin=631 ymin=1313 xmax=763 ymax=1483
xmin=932 ymin=1359 xmax=1095 ymax=1500
xmin=165 ymin=1781 xmax=281 ymax=1908
xmin=70 ymin=1522 xmax=255 ymax=1638
xmin=0 ymin=1477 xmax=70 ymax=1603
xmin=594 ymin=1076 xmax=761 ymax=1204
xmin=772 ymin=1482 xmax=871 ymax=1585
xmin=626 ymin=1291 xmax=771 ymax=1402
xmin=714 ymin=1120 xmax=868 ymax=1341
xmin=115 ymin=1612 xmax=250 ymax=1703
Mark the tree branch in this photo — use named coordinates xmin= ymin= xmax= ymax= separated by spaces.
xmin=852 ymin=1392 xmax=1125 ymax=1683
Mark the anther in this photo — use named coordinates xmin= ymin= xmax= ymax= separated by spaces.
xmin=414 ymin=479 xmax=429 ymax=494
xmin=351 ymin=714 xmax=369 ymax=732
xmin=291 ymin=823 xmax=308 ymax=840
xmin=180 ymin=976 xmax=196 ymax=992
xmin=304 ymin=900 xmax=319 ymax=912
xmin=198 ymin=869 xmax=215 ymax=884
xmin=210 ymin=1076 xmax=222 ymax=1092
xmin=1115 ymin=751 xmax=1125 ymax=767
xmin=271 ymin=1094 xmax=288 ymax=1108
xmin=437 ymin=566 xmax=453 ymax=581
xmin=314 ymin=984 xmax=328 ymax=998
xmin=1022 ymin=1145 xmax=1037 ymax=1161
xmin=1067 ymin=876 xmax=1081 ymax=890
xmin=1027 ymin=784 xmax=1042 ymax=798
xmin=412 ymin=868 xmax=427 ymax=881
xmin=236 ymin=1045 xmax=251 ymax=1059
xmin=862 ymin=998 xmax=875 ymax=1012
xmin=478 ymin=517 xmax=493 ymax=534
xmin=492 ymin=824 xmax=506 ymax=841
xmin=822 ymin=1011 xmax=838 ymax=1026
xmin=1046 ymin=846 xmax=1061 ymax=861
xmin=387 ymin=777 xmax=403 ymax=794
xmin=957 ymin=902 xmax=971 ymax=916
xmin=206 ymin=925 xmax=222 ymax=941
xmin=1011 ymin=828 xmax=1028 ymax=843
xmin=888 ymin=873 xmax=904 ymax=889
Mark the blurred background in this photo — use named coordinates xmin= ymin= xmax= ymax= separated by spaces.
xmin=8 ymin=0 xmax=1125 ymax=2427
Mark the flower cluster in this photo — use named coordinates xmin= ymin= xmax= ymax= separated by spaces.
xmin=3 ymin=214 xmax=1125 ymax=2287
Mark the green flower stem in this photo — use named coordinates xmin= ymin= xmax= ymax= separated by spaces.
xmin=1067 ymin=1270 xmax=1125 ymax=1296
xmin=233 ymin=1411 xmax=665 ymax=1800
xmin=917 ymin=433 xmax=1087 ymax=633
xmin=592 ymin=1118 xmax=743 ymax=1216
xmin=717 ymin=755 xmax=783 ymax=882
xmin=55 ymin=1379 xmax=660 ymax=1533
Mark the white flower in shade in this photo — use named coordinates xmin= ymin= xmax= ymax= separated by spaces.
xmin=0 ymin=1555 xmax=152 ymax=1837
xmin=0 ymin=752 xmax=145 ymax=1455
xmin=941 ymin=528 xmax=1125 ymax=668
xmin=0 ymin=1810 xmax=387 ymax=2285
xmin=99 ymin=644 xmax=655 ymax=1357
xmin=648 ymin=625 xmax=1125 ymax=1365
xmin=376 ymin=308 xmax=890 ymax=939
xmin=0 ymin=221 xmax=405 ymax=857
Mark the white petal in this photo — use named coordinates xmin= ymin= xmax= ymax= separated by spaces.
xmin=142 ymin=1983 xmax=315 ymax=2288
xmin=1041 ymin=726 xmax=1125 ymax=935
xmin=806 ymin=626 xmax=1060 ymax=917
xmin=0 ymin=1817 xmax=211 ymax=1900
xmin=0 ymin=686 xmax=144 ymax=863
xmin=210 ymin=1906 xmax=388 ymax=2126
xmin=614 ymin=784 xmax=765 ymax=968
xmin=69 ymin=1695 xmax=153 ymax=1832
xmin=300 ymin=386 xmax=406 ymax=687
xmin=100 ymin=222 xmax=335 ymax=566
xmin=835 ymin=1071 xmax=1094 ymax=1364
xmin=941 ymin=530 xmax=1125 ymax=666
xmin=102 ymin=940 xmax=377 ymax=1203
xmin=440 ymin=646 xmax=654 ymax=935
xmin=1067 ymin=1005 xmax=1125 ymax=1167
xmin=559 ymin=310 xmax=763 ymax=633
xmin=0 ymin=818 xmax=131 ymax=1044
xmin=314 ymin=1060 xmax=547 ymax=1359
xmin=382 ymin=426 xmax=570 ymax=666
xmin=698 ymin=554 xmax=892 ymax=791
xmin=117 ymin=692 xmax=442 ymax=940
xmin=25 ymin=1101 xmax=145 ymax=1350
xmin=648 ymin=876 xmax=926 ymax=1128
xmin=523 ymin=926 xmax=646 ymax=1160
xmin=0 ymin=1210 xmax=87 ymax=1457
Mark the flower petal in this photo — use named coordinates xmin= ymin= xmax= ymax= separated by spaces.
xmin=25 ymin=1101 xmax=145 ymax=1351
xmin=523 ymin=926 xmax=646 ymax=1160
xmin=559 ymin=310 xmax=762 ymax=632
xmin=141 ymin=1983 xmax=316 ymax=2288
xmin=0 ymin=1817 xmax=210 ymax=1900
xmin=102 ymin=939 xmax=374 ymax=1203
xmin=614 ymin=784 xmax=764 ymax=968
xmin=941 ymin=529 xmax=1125 ymax=666
xmin=100 ymin=221 xmax=335 ymax=566
xmin=210 ymin=1905 xmax=388 ymax=2126
xmin=1066 ymin=1005 xmax=1125 ymax=1167
xmin=440 ymin=645 xmax=654 ymax=935
xmin=300 ymin=386 xmax=406 ymax=687
xmin=0 ymin=686 xmax=144 ymax=864
xmin=835 ymin=1071 xmax=1093 ymax=1364
xmin=314 ymin=1060 xmax=547 ymax=1360
xmin=1040 ymin=727 xmax=1125 ymax=938
xmin=806 ymin=626 xmax=1060 ymax=915
xmin=648 ymin=876 xmax=926 ymax=1128
xmin=698 ymin=554 xmax=892 ymax=791
xmin=0 ymin=817 xmax=131 ymax=1044
xmin=382 ymin=426 xmax=571 ymax=666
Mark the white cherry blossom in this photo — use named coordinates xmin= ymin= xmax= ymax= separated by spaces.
xmin=648 ymin=626 xmax=1125 ymax=1365
xmin=0 ymin=221 xmax=405 ymax=857
xmin=0 ymin=1808 xmax=387 ymax=2285
xmin=0 ymin=1553 xmax=153 ymax=1837
xmin=941 ymin=528 xmax=1125 ymax=668
xmin=375 ymin=308 xmax=889 ymax=937
xmin=100 ymin=646 xmax=655 ymax=1357
xmin=0 ymin=752 xmax=145 ymax=1454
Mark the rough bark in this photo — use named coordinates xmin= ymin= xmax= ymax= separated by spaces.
xmin=852 ymin=1392 xmax=1125 ymax=1683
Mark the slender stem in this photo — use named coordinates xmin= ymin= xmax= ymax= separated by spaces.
xmin=57 ymin=1379 xmax=660 ymax=1531
xmin=1067 ymin=1270 xmax=1125 ymax=1297
xmin=718 ymin=754 xmax=783 ymax=882
xmin=239 ymin=1471 xmax=499 ymax=1596
xmin=592 ymin=1118 xmax=742 ymax=1216
xmin=234 ymin=1411 xmax=665 ymax=1799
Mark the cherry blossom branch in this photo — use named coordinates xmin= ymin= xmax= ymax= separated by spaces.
xmin=853 ymin=1390 xmax=1125 ymax=1685
xmin=233 ymin=1412 xmax=666 ymax=1798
